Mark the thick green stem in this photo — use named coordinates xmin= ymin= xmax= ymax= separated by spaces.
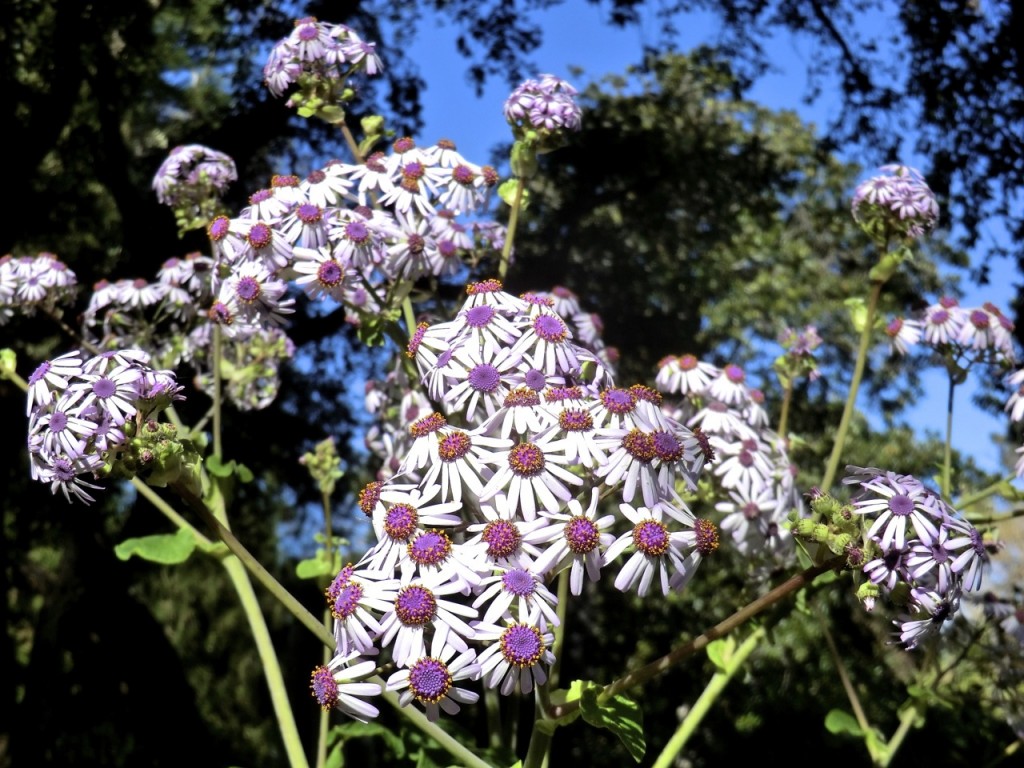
xmin=222 ymin=553 xmax=310 ymax=768
xmin=821 ymin=282 xmax=883 ymax=492
xmin=822 ymin=615 xmax=881 ymax=763
xmin=651 ymin=626 xmax=766 ymax=768
xmin=547 ymin=556 xmax=844 ymax=720
xmin=212 ymin=324 xmax=224 ymax=460
xmin=499 ymin=179 xmax=525 ymax=281
xmin=879 ymin=705 xmax=919 ymax=768
xmin=777 ymin=384 xmax=793 ymax=441
xmin=942 ymin=373 xmax=956 ymax=500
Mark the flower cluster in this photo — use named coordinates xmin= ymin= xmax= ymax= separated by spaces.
xmin=0 ymin=252 xmax=78 ymax=324
xmin=885 ymin=296 xmax=1016 ymax=364
xmin=26 ymin=349 xmax=184 ymax=503
xmin=851 ymin=163 xmax=939 ymax=243
xmin=655 ymin=354 xmax=804 ymax=572
xmin=795 ymin=468 xmax=987 ymax=649
xmin=263 ymin=16 xmax=383 ymax=108
xmin=314 ymin=280 xmax=723 ymax=721
xmin=504 ymin=74 xmax=582 ymax=134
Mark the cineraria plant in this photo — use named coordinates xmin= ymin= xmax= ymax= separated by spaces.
xmin=4 ymin=13 xmax=1024 ymax=768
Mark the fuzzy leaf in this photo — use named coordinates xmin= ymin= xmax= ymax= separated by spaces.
xmin=824 ymin=709 xmax=863 ymax=737
xmin=579 ymin=681 xmax=646 ymax=762
xmin=114 ymin=528 xmax=196 ymax=565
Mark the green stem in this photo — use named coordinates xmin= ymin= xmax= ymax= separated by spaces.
xmin=547 ymin=556 xmax=844 ymax=721
xmin=212 ymin=324 xmax=223 ymax=460
xmin=777 ymin=384 xmax=793 ymax=441
xmin=130 ymin=478 xmax=214 ymax=549
xmin=222 ymin=552 xmax=310 ymax=768
xmin=170 ymin=481 xmax=336 ymax=648
xmin=822 ymin=615 xmax=880 ymax=763
xmin=499 ymin=178 xmax=525 ymax=281
xmin=956 ymin=474 xmax=1020 ymax=511
xmin=522 ymin=713 xmax=553 ymax=768
xmin=650 ymin=626 xmax=766 ymax=768
xmin=378 ymin=680 xmax=497 ymax=768
xmin=942 ymin=373 xmax=956 ymax=500
xmin=879 ymin=705 xmax=919 ymax=768
xmin=821 ymin=282 xmax=883 ymax=492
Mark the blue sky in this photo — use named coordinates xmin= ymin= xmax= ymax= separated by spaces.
xmin=393 ymin=1 xmax=1022 ymax=479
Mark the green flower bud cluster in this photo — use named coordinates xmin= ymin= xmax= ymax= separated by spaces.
xmin=105 ymin=420 xmax=202 ymax=494
xmin=300 ymin=437 xmax=345 ymax=498
xmin=789 ymin=490 xmax=876 ymax=569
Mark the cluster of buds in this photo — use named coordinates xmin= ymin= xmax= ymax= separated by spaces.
xmin=26 ymin=349 xmax=186 ymax=503
xmin=504 ymin=74 xmax=582 ymax=178
xmin=795 ymin=468 xmax=988 ymax=649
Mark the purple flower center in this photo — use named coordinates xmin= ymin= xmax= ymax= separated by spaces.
xmin=743 ymin=502 xmax=761 ymax=520
xmin=406 ymin=234 xmax=425 ymax=254
xmin=235 ymin=276 xmax=262 ymax=303
xmin=632 ymin=519 xmax=669 ymax=556
xmin=247 ymin=223 xmax=272 ymax=249
xmin=402 ymin=162 xmax=424 ymax=181
xmin=724 ymin=364 xmax=745 ymax=383
xmin=679 ymin=354 xmax=698 ymax=371
xmin=622 ymin=430 xmax=656 ymax=463
xmin=438 ymin=240 xmax=457 ymax=258
xmin=407 ymin=657 xmax=451 ymax=704
xmin=533 ymin=314 xmax=567 ymax=343
xmin=508 ymin=443 xmax=545 ymax=477
xmin=500 ymin=623 xmax=544 ymax=666
xmin=358 ymin=482 xmax=382 ymax=516
xmin=326 ymin=564 xmax=355 ymax=602
xmin=28 ymin=361 xmax=51 ymax=385
xmin=504 ymin=388 xmax=540 ymax=407
xmin=48 ymin=411 xmax=68 ymax=432
xmin=332 ymin=581 xmax=364 ymax=620
xmin=969 ymin=309 xmax=990 ymax=329
xmin=465 ymin=305 xmax=495 ymax=328
xmin=565 ymin=516 xmax=600 ymax=554
xmin=52 ymin=458 xmax=76 ymax=482
xmin=394 ymin=137 xmax=416 ymax=153
xmin=559 ymin=408 xmax=593 ymax=432
xmin=739 ymin=450 xmax=755 ymax=468
xmin=601 ymin=388 xmax=636 ymax=414
xmin=694 ymin=519 xmax=720 ymax=555
xmin=408 ymin=530 xmax=451 ymax=567
xmin=395 ymin=585 xmax=437 ymax=626
xmin=438 ymin=431 xmax=471 ymax=462
xmin=410 ymin=412 xmax=446 ymax=438
xmin=524 ymin=368 xmax=546 ymax=390
xmin=310 ymin=666 xmax=338 ymax=710
xmin=317 ymin=261 xmax=343 ymax=286
xmin=468 ymin=363 xmax=501 ymax=393
xmin=888 ymin=494 xmax=915 ymax=517
xmin=483 ymin=520 xmax=521 ymax=558
xmin=306 ymin=169 xmax=326 ymax=184
xmin=383 ymin=503 xmax=419 ymax=541
xmin=298 ymin=23 xmax=319 ymax=41
xmin=297 ymin=203 xmax=322 ymax=223
xmin=653 ymin=431 xmax=683 ymax=462
xmin=501 ymin=568 xmax=536 ymax=597
xmin=931 ymin=309 xmax=949 ymax=325
xmin=92 ymin=377 xmax=117 ymax=399
xmin=250 ymin=189 xmax=273 ymax=204
xmin=208 ymin=216 xmax=230 ymax=240
xmin=345 ymin=221 xmax=369 ymax=243
xmin=452 ymin=165 xmax=475 ymax=185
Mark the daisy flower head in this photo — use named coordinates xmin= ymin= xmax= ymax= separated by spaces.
xmin=462 ymin=493 xmax=548 ymax=570
xmin=421 ymin=428 xmax=513 ymax=504
xmin=474 ymin=620 xmax=556 ymax=696
xmin=478 ymin=430 xmax=584 ymax=521
xmin=920 ymin=296 xmax=966 ymax=348
xmin=510 ymin=309 xmax=582 ymax=378
xmin=1005 ymin=368 xmax=1024 ymax=423
xmin=884 ymin=316 xmax=922 ymax=356
xmin=291 ymin=244 xmax=355 ymax=302
xmin=471 ymin=564 xmax=560 ymax=628
xmin=845 ymin=468 xmax=946 ymax=552
xmin=527 ymin=486 xmax=617 ymax=595
xmin=310 ymin=651 xmax=382 ymax=722
xmin=326 ymin=565 xmax=399 ymax=657
xmin=386 ymin=645 xmax=480 ymax=722
xmin=25 ymin=350 xmax=83 ymax=416
xmin=376 ymin=574 xmax=479 ymax=668
xmin=655 ymin=354 xmax=718 ymax=397
xmin=604 ymin=503 xmax=718 ymax=596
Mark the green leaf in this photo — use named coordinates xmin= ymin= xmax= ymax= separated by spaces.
xmin=330 ymin=721 xmax=406 ymax=759
xmin=824 ymin=709 xmax=863 ymax=737
xmin=579 ymin=681 xmax=646 ymax=762
xmin=234 ymin=462 xmax=254 ymax=483
xmin=706 ymin=636 xmax=735 ymax=671
xmin=296 ymin=555 xmax=336 ymax=580
xmin=114 ymin=528 xmax=196 ymax=565
xmin=205 ymin=455 xmax=233 ymax=477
